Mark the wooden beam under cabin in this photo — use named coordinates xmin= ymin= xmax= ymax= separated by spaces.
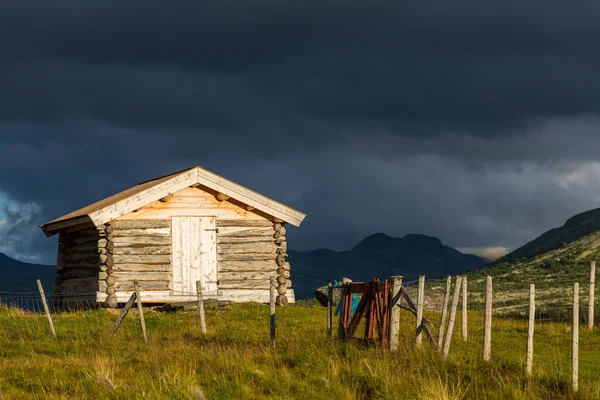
xmin=158 ymin=194 xmax=174 ymax=203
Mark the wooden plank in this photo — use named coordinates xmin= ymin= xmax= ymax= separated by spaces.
xmin=218 ymin=280 xmax=270 ymax=290
xmin=217 ymin=236 xmax=275 ymax=244
xmin=112 ymin=292 xmax=137 ymax=336
xmin=63 ymin=244 xmax=101 ymax=254
xmin=327 ymin=282 xmax=333 ymax=338
xmin=217 ymin=253 xmax=276 ymax=262
xmin=573 ymin=282 xmax=579 ymax=393
xmin=37 ymin=280 xmax=56 ymax=337
xmin=181 ymin=216 xmax=191 ymax=294
xmin=112 ymin=254 xmax=171 ymax=264
xmin=217 ymin=242 xmax=277 ymax=254
xmin=60 ymin=276 xmax=99 ymax=284
xmin=483 ymin=276 xmax=493 ymax=362
xmin=217 ymin=220 xmax=273 ymax=228
xmin=60 ymin=279 xmax=100 ymax=290
xmin=62 ymin=262 xmax=102 ymax=270
xmin=120 ymin=207 xmax=264 ymax=221
xmin=461 ymin=276 xmax=467 ymax=341
xmin=64 ymin=253 xmax=101 ymax=262
xmin=189 ymin=216 xmax=200 ymax=294
xmin=134 ymin=282 xmax=148 ymax=342
xmin=416 ymin=276 xmax=425 ymax=346
xmin=218 ymin=260 xmax=278 ymax=272
xmin=442 ymin=276 xmax=463 ymax=360
xmin=172 ymin=216 xmax=183 ymax=294
xmin=218 ymin=271 xmax=277 ymax=281
xmin=589 ymin=261 xmax=595 ymax=330
xmin=201 ymin=217 xmax=218 ymax=294
xmin=111 ymin=228 xmax=170 ymax=237
xmin=437 ymin=276 xmax=452 ymax=350
xmin=112 ymin=272 xmax=171 ymax=281
xmin=111 ymin=220 xmax=171 ymax=230
xmin=112 ymin=263 xmax=171 ymax=272
xmin=112 ymin=236 xmax=171 ymax=247
xmin=112 ymin=246 xmax=171 ymax=255
xmin=91 ymin=168 xmax=198 ymax=225
xmin=197 ymin=281 xmax=207 ymax=334
xmin=60 ymin=269 xmax=99 ymax=279
xmin=217 ymin=227 xmax=274 ymax=237
xmin=99 ymin=291 xmax=192 ymax=303
xmin=526 ymin=283 xmax=535 ymax=376
xmin=346 ymin=282 xmax=386 ymax=293
xmin=270 ymin=276 xmax=276 ymax=347
xmin=389 ymin=276 xmax=403 ymax=351
xmin=114 ymin=281 xmax=170 ymax=291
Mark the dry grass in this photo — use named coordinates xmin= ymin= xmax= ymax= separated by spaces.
xmin=0 ymin=303 xmax=598 ymax=399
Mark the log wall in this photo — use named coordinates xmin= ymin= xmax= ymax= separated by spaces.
xmin=104 ymin=219 xmax=172 ymax=306
xmin=216 ymin=219 xmax=292 ymax=304
xmin=55 ymin=226 xmax=105 ymax=301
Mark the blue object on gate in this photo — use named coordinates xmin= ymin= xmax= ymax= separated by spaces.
xmin=333 ymin=280 xmax=359 ymax=317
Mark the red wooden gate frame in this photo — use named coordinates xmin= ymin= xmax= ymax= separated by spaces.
xmin=340 ymin=278 xmax=392 ymax=348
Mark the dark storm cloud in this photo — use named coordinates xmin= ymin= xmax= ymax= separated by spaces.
xmin=1 ymin=0 xmax=600 ymax=262
xmin=2 ymin=0 xmax=600 ymax=131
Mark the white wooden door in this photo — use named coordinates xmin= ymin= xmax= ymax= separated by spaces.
xmin=171 ymin=216 xmax=217 ymax=296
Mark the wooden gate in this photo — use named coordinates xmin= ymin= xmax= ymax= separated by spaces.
xmin=340 ymin=278 xmax=391 ymax=347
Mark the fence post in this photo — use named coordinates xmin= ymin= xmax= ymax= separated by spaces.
xmin=389 ymin=276 xmax=403 ymax=351
xmin=573 ymin=281 xmax=579 ymax=393
xmin=337 ymin=285 xmax=347 ymax=339
xmin=36 ymin=279 xmax=56 ymax=337
xmin=416 ymin=275 xmax=425 ymax=346
xmin=461 ymin=276 xmax=468 ymax=341
xmin=134 ymin=281 xmax=147 ymax=342
xmin=196 ymin=281 xmax=207 ymax=334
xmin=589 ymin=261 xmax=595 ymax=330
xmin=437 ymin=275 xmax=451 ymax=350
xmin=442 ymin=276 xmax=463 ymax=360
xmin=270 ymin=276 xmax=276 ymax=347
xmin=112 ymin=292 xmax=136 ymax=336
xmin=483 ymin=276 xmax=492 ymax=362
xmin=526 ymin=283 xmax=535 ymax=377
xmin=327 ymin=282 xmax=333 ymax=337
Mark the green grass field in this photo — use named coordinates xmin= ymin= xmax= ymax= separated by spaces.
xmin=0 ymin=302 xmax=599 ymax=399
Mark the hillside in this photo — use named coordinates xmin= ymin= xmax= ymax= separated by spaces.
xmin=0 ymin=253 xmax=56 ymax=294
xmin=454 ymin=209 xmax=600 ymax=317
xmin=290 ymin=233 xmax=487 ymax=299
xmin=493 ymin=207 xmax=600 ymax=265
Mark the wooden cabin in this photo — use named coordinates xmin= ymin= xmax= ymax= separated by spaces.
xmin=39 ymin=166 xmax=306 ymax=307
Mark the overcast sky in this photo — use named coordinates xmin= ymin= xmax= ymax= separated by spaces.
xmin=2 ymin=1 xmax=600 ymax=264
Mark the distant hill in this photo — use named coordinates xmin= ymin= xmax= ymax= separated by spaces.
xmin=464 ymin=208 xmax=600 ymax=317
xmin=493 ymin=208 xmax=600 ymax=265
xmin=0 ymin=253 xmax=56 ymax=294
xmin=290 ymin=233 xmax=487 ymax=299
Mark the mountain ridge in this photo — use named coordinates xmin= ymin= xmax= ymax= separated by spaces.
xmin=0 ymin=252 xmax=56 ymax=294
xmin=492 ymin=207 xmax=600 ymax=266
xmin=291 ymin=232 xmax=487 ymax=299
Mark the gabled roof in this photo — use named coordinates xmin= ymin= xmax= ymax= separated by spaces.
xmin=40 ymin=166 xmax=306 ymax=236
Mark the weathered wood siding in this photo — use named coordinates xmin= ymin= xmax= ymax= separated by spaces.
xmin=118 ymin=186 xmax=268 ymax=220
xmin=107 ymin=219 xmax=172 ymax=297
xmin=216 ymin=219 xmax=293 ymax=304
xmin=55 ymin=226 xmax=104 ymax=301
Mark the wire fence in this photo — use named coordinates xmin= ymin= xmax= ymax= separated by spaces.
xmin=1 ymin=271 xmax=598 ymax=393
